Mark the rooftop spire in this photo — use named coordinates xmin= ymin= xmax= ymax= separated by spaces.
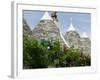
xmin=67 ymin=17 xmax=76 ymax=31
xmin=70 ymin=17 xmax=72 ymax=22
xmin=81 ymin=32 xmax=88 ymax=38
xmin=40 ymin=12 xmax=53 ymax=20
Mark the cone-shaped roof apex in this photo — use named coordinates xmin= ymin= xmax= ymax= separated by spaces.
xmin=67 ymin=18 xmax=76 ymax=31
xmin=40 ymin=12 xmax=53 ymax=20
xmin=81 ymin=32 xmax=88 ymax=38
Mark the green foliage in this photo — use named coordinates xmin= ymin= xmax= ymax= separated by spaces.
xmin=23 ymin=36 xmax=91 ymax=69
xmin=23 ymin=37 xmax=50 ymax=68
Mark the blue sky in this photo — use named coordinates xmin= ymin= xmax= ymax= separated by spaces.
xmin=23 ymin=10 xmax=91 ymax=38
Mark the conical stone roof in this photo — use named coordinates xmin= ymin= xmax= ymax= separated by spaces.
xmin=80 ymin=32 xmax=91 ymax=56
xmin=23 ymin=18 xmax=31 ymax=36
xmin=32 ymin=12 xmax=68 ymax=48
xmin=64 ymin=18 xmax=80 ymax=49
xmin=64 ymin=18 xmax=91 ymax=56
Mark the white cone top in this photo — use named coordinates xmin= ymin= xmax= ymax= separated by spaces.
xmin=67 ymin=18 xmax=76 ymax=31
xmin=40 ymin=12 xmax=53 ymax=20
xmin=81 ymin=32 xmax=88 ymax=38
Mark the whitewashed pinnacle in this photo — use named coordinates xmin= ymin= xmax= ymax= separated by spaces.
xmin=67 ymin=18 xmax=76 ymax=31
xmin=40 ymin=12 xmax=53 ymax=20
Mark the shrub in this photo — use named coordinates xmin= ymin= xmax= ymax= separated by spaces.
xmin=23 ymin=36 xmax=91 ymax=68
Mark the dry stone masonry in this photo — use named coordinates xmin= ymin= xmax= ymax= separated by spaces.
xmin=23 ymin=12 xmax=91 ymax=57
xmin=32 ymin=12 xmax=69 ymax=48
xmin=64 ymin=18 xmax=91 ymax=57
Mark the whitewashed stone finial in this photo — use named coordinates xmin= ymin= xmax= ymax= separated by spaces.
xmin=67 ymin=17 xmax=76 ymax=31
xmin=40 ymin=12 xmax=53 ymax=20
xmin=81 ymin=32 xmax=88 ymax=38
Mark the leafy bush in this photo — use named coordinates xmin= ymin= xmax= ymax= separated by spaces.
xmin=23 ymin=36 xmax=91 ymax=69
xmin=23 ymin=37 xmax=50 ymax=68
